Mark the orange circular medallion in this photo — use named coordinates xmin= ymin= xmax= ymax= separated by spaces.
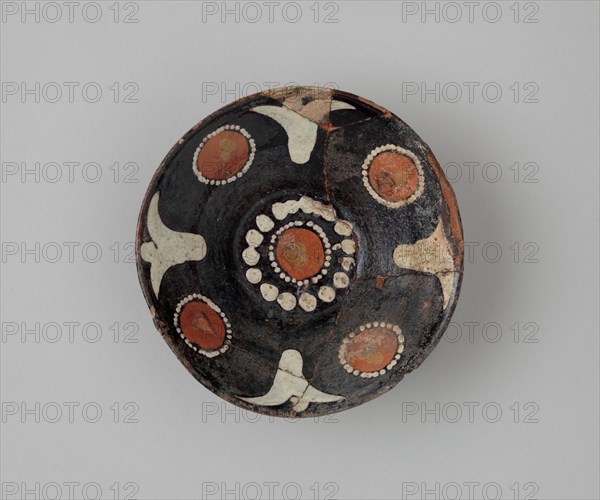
xmin=275 ymin=228 xmax=325 ymax=281
xmin=343 ymin=327 xmax=399 ymax=372
xmin=368 ymin=151 xmax=419 ymax=202
xmin=196 ymin=130 xmax=250 ymax=180
xmin=179 ymin=301 xmax=226 ymax=351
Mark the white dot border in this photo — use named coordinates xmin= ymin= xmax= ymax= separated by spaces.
xmin=338 ymin=322 xmax=405 ymax=378
xmin=192 ymin=125 xmax=256 ymax=185
xmin=267 ymin=220 xmax=332 ymax=286
xmin=174 ymin=293 xmax=233 ymax=358
xmin=242 ymin=197 xmax=356 ymax=313
xmin=361 ymin=144 xmax=425 ymax=208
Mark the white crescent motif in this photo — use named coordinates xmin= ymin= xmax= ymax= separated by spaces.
xmin=140 ymin=193 xmax=207 ymax=297
xmin=240 ymin=349 xmax=345 ymax=413
xmin=393 ymin=218 xmax=456 ymax=308
xmin=252 ymin=105 xmax=318 ymax=164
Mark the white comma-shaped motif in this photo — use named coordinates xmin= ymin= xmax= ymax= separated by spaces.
xmin=140 ymin=192 xmax=207 ymax=297
xmin=251 ymin=94 xmax=356 ymax=165
xmin=251 ymin=105 xmax=318 ymax=165
xmin=240 ymin=349 xmax=345 ymax=413
xmin=393 ymin=218 xmax=456 ymax=309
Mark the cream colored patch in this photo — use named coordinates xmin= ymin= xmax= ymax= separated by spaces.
xmin=277 ymin=292 xmax=297 ymax=311
xmin=240 ymin=349 xmax=344 ymax=413
xmin=333 ymin=272 xmax=350 ymax=289
xmin=318 ymin=286 xmax=336 ymax=303
xmin=245 ymin=268 xmax=262 ymax=284
xmin=341 ymin=257 xmax=355 ymax=271
xmin=393 ymin=219 xmax=455 ymax=308
xmin=334 ymin=221 xmax=353 ymax=236
xmin=437 ymin=273 xmax=456 ymax=308
xmin=331 ymin=100 xmax=356 ymax=111
xmin=242 ymin=247 xmax=260 ymax=266
xmin=260 ymin=283 xmax=279 ymax=301
xmin=268 ymin=86 xmax=332 ymax=103
xmin=256 ymin=214 xmax=275 ymax=232
xmin=341 ymin=239 xmax=356 ymax=254
xmin=299 ymin=293 xmax=317 ymax=312
xmin=140 ymin=193 xmax=207 ymax=297
xmin=271 ymin=196 xmax=337 ymax=222
xmin=245 ymin=229 xmax=264 ymax=247
xmin=283 ymin=95 xmax=332 ymax=123
xmin=252 ymin=105 xmax=318 ymax=164
xmin=277 ymin=86 xmax=333 ymax=123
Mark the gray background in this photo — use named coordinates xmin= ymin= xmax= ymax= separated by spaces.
xmin=1 ymin=1 xmax=598 ymax=499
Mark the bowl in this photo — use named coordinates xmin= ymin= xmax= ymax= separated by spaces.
xmin=135 ymin=86 xmax=463 ymax=417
